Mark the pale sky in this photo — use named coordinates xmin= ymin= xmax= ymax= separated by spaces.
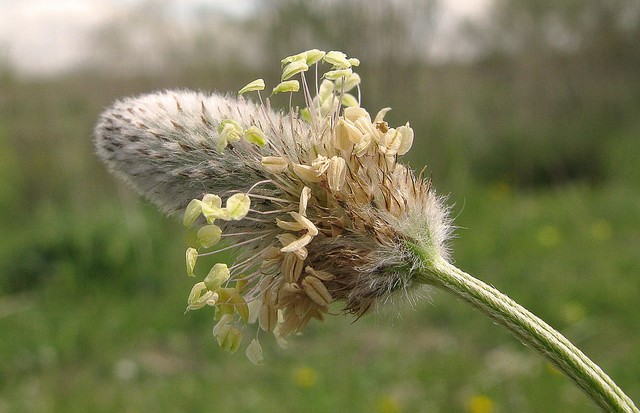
xmin=0 ymin=0 xmax=491 ymax=77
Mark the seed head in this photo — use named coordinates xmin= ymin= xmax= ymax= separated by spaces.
xmin=94 ymin=49 xmax=452 ymax=362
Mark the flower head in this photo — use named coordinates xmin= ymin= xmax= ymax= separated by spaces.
xmin=94 ymin=49 xmax=452 ymax=363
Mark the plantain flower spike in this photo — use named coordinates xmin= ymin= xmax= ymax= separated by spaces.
xmin=93 ymin=49 xmax=640 ymax=413
xmin=94 ymin=48 xmax=448 ymax=362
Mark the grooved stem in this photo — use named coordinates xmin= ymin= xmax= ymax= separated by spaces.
xmin=415 ymin=253 xmax=638 ymax=413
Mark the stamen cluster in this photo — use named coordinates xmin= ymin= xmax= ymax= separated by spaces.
xmin=94 ymin=49 xmax=452 ymax=364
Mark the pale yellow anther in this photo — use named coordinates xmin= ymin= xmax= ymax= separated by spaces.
xmin=323 ymin=68 xmax=353 ymax=81
xmin=347 ymin=57 xmax=360 ymax=67
xmin=318 ymin=79 xmax=334 ymax=98
xmin=292 ymin=163 xmax=322 ymax=182
xmin=217 ymin=119 xmax=243 ymax=152
xmin=261 ymin=156 xmax=288 ymax=173
xmin=304 ymin=49 xmax=326 ymax=65
xmin=323 ymin=51 xmax=351 ymax=69
xmin=281 ymin=52 xmax=307 ymax=67
xmin=202 ymin=194 xmax=222 ymax=209
xmin=238 ymin=78 xmax=265 ymax=95
xmin=281 ymin=60 xmax=309 ymax=81
xmin=187 ymin=282 xmax=218 ymax=310
xmin=186 ymin=247 xmax=198 ymax=277
xmin=183 ymin=199 xmax=202 ymax=228
xmin=216 ymin=325 xmax=243 ymax=353
xmin=243 ymin=126 xmax=267 ymax=146
xmin=354 ymin=133 xmax=373 ymax=157
xmin=327 ymin=156 xmax=347 ymax=192
xmin=300 ymin=107 xmax=311 ymax=122
xmin=341 ymin=93 xmax=359 ymax=108
xmin=197 ymin=224 xmax=222 ymax=248
xmin=225 ymin=193 xmax=251 ymax=220
xmin=272 ymin=80 xmax=300 ymax=94
xmin=201 ymin=194 xmax=228 ymax=222
xmin=335 ymin=73 xmax=361 ymax=92
xmin=246 ymin=338 xmax=264 ymax=365
xmin=204 ymin=263 xmax=230 ymax=291
xmin=311 ymin=155 xmax=330 ymax=175
xmin=301 ymin=276 xmax=332 ymax=307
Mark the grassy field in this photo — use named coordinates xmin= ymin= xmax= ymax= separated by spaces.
xmin=0 ymin=69 xmax=639 ymax=412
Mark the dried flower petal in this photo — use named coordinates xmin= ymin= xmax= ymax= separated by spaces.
xmin=327 ymin=156 xmax=346 ymax=192
xmin=246 ymin=338 xmax=264 ymax=365
xmin=305 ymin=266 xmax=335 ymax=281
xmin=289 ymin=212 xmax=318 ymax=236
xmin=299 ymin=186 xmax=311 ymax=216
xmin=276 ymin=218 xmax=305 ymax=232
xmin=344 ymin=106 xmax=371 ymax=123
xmin=261 ymin=156 xmax=289 ymax=173
xmin=341 ymin=93 xmax=359 ymax=108
xmin=397 ymin=123 xmax=414 ymax=156
xmin=292 ymin=163 xmax=322 ymax=182
xmin=301 ymin=276 xmax=332 ymax=307
xmin=259 ymin=303 xmax=278 ymax=332
xmin=280 ymin=233 xmax=313 ymax=254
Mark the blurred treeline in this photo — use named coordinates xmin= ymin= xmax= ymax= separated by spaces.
xmin=0 ymin=0 xmax=638 ymax=295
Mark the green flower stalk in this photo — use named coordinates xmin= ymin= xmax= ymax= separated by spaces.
xmin=94 ymin=49 xmax=638 ymax=411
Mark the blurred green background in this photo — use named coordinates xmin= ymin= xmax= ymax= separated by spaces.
xmin=1 ymin=0 xmax=639 ymax=412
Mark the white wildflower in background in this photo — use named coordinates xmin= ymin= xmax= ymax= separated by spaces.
xmin=94 ymin=49 xmax=638 ymax=413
